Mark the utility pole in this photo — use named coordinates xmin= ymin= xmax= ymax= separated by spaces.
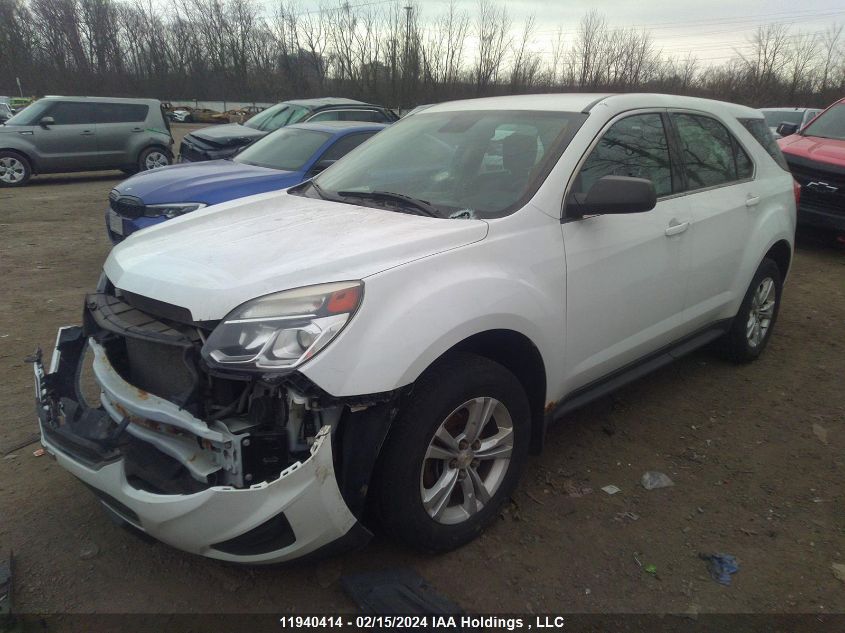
xmin=402 ymin=4 xmax=412 ymax=111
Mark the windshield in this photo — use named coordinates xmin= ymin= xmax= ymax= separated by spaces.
xmin=5 ymin=100 xmax=51 ymax=125
xmin=234 ymin=127 xmax=331 ymax=171
xmin=244 ymin=103 xmax=309 ymax=132
xmin=762 ymin=110 xmax=803 ymax=127
xmin=312 ymin=109 xmax=584 ymax=218
xmin=801 ymin=103 xmax=845 ymax=141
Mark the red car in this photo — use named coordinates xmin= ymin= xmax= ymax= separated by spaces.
xmin=778 ymin=98 xmax=845 ymax=232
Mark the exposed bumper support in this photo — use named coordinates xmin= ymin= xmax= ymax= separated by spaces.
xmin=31 ymin=326 xmax=368 ymax=563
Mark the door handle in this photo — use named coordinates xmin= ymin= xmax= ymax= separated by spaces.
xmin=745 ymin=195 xmax=760 ymax=207
xmin=131 ymin=127 xmax=143 ymax=132
xmin=80 ymin=130 xmax=94 ymax=136
xmin=665 ymin=220 xmax=689 ymax=236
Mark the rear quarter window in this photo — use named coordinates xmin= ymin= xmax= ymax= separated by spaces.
xmin=739 ymin=118 xmax=790 ymax=172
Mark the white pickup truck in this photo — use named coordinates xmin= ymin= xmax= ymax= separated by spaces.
xmin=32 ymin=93 xmax=796 ymax=563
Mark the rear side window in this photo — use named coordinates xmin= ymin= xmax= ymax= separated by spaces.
xmin=47 ymin=102 xmax=95 ymax=125
xmin=575 ymin=113 xmax=674 ymax=197
xmin=671 ymin=113 xmax=751 ymax=189
xmin=96 ymin=103 xmax=149 ymax=123
xmin=739 ymin=118 xmax=789 ymax=171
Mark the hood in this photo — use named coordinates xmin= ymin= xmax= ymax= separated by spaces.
xmin=105 ymin=191 xmax=488 ymax=321
xmin=116 ymin=160 xmax=301 ymax=205
xmin=189 ymin=124 xmax=267 ymax=147
xmin=779 ymin=134 xmax=845 ymax=167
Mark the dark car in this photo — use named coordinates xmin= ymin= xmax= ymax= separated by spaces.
xmin=107 ymin=121 xmax=386 ymax=243
xmin=179 ymin=97 xmax=397 ymax=163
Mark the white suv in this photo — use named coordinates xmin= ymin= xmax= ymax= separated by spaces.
xmin=33 ymin=94 xmax=796 ymax=563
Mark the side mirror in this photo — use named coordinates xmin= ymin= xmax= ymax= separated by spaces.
xmin=566 ymin=175 xmax=657 ymax=218
xmin=776 ymin=122 xmax=799 ymax=137
xmin=310 ymin=159 xmax=336 ymax=175
xmin=39 ymin=116 xmax=55 ymax=127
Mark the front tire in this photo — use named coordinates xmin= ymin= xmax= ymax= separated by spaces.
xmin=0 ymin=150 xmax=31 ymax=187
xmin=138 ymin=147 xmax=171 ymax=172
xmin=721 ymin=258 xmax=782 ymax=363
xmin=374 ymin=352 xmax=530 ymax=553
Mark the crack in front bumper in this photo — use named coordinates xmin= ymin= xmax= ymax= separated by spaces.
xmin=31 ymin=326 xmax=367 ymax=563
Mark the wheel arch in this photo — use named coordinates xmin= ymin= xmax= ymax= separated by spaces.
xmin=0 ymin=146 xmax=37 ymax=173
xmin=436 ymin=329 xmax=548 ymax=455
xmin=764 ymin=239 xmax=792 ymax=281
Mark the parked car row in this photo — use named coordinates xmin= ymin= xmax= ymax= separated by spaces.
xmin=31 ymin=92 xmax=798 ymax=566
xmin=178 ymin=98 xmax=398 ymax=162
xmin=165 ymin=104 xmax=266 ymax=124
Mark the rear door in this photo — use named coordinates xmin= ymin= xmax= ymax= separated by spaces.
xmin=95 ymin=102 xmax=150 ymax=167
xmin=562 ymin=111 xmax=692 ymax=389
xmin=31 ymin=101 xmax=98 ymax=171
xmin=667 ymin=111 xmax=756 ymax=328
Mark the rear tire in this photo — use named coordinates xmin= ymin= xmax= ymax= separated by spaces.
xmin=374 ymin=352 xmax=530 ymax=553
xmin=721 ymin=258 xmax=782 ymax=363
xmin=138 ymin=147 xmax=171 ymax=172
xmin=0 ymin=150 xmax=31 ymax=187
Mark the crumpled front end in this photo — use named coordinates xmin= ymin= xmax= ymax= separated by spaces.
xmin=30 ymin=284 xmax=389 ymax=563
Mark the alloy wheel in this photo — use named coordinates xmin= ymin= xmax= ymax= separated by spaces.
xmin=144 ymin=151 xmax=169 ymax=170
xmin=0 ymin=157 xmax=25 ymax=184
xmin=420 ymin=397 xmax=514 ymax=525
xmin=746 ymin=276 xmax=775 ymax=348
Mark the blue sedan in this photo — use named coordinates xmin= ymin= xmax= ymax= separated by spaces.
xmin=105 ymin=121 xmax=387 ymax=243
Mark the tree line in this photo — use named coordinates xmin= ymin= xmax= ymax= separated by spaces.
xmin=0 ymin=0 xmax=843 ymax=109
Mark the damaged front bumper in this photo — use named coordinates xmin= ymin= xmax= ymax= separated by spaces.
xmin=32 ymin=326 xmax=367 ymax=563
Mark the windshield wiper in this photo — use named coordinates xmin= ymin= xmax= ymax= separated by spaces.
xmin=336 ymin=190 xmax=440 ymax=217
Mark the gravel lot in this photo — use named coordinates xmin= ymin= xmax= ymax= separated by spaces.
xmin=1 ymin=123 xmax=843 ymax=617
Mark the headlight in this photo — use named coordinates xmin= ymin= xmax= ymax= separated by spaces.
xmin=145 ymin=202 xmax=206 ymax=219
xmin=202 ymin=281 xmax=363 ymax=370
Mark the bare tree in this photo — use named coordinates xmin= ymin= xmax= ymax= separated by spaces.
xmin=473 ymin=0 xmax=511 ymax=93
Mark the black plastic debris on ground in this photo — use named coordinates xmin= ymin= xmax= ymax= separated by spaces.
xmin=0 ymin=551 xmax=14 ymax=628
xmin=342 ymin=568 xmax=465 ymax=620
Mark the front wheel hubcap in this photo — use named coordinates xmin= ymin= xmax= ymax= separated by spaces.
xmin=0 ymin=157 xmax=25 ymax=183
xmin=746 ymin=277 xmax=775 ymax=348
xmin=420 ymin=397 xmax=514 ymax=525
xmin=144 ymin=151 xmax=169 ymax=170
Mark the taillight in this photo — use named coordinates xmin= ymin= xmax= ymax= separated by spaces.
xmin=793 ymin=179 xmax=801 ymax=206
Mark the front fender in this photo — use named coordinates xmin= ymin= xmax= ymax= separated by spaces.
xmin=300 ymin=210 xmax=567 ymax=400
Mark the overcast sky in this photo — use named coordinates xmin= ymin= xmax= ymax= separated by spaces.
xmin=301 ymin=0 xmax=845 ymax=66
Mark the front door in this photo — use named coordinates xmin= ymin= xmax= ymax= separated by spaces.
xmin=562 ymin=111 xmax=691 ymax=392
xmin=31 ymin=101 xmax=98 ymax=172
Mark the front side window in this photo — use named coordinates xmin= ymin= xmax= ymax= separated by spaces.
xmin=311 ymin=109 xmax=584 ymax=218
xmin=308 ymin=110 xmax=341 ymax=122
xmin=574 ymin=113 xmax=673 ymax=197
xmin=672 ymin=113 xmax=749 ymax=190
xmin=319 ymin=133 xmax=376 ymax=162
xmin=800 ymin=103 xmax=845 ymax=141
xmin=46 ymin=102 xmax=95 ymax=125
xmin=233 ymin=127 xmax=331 ymax=171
